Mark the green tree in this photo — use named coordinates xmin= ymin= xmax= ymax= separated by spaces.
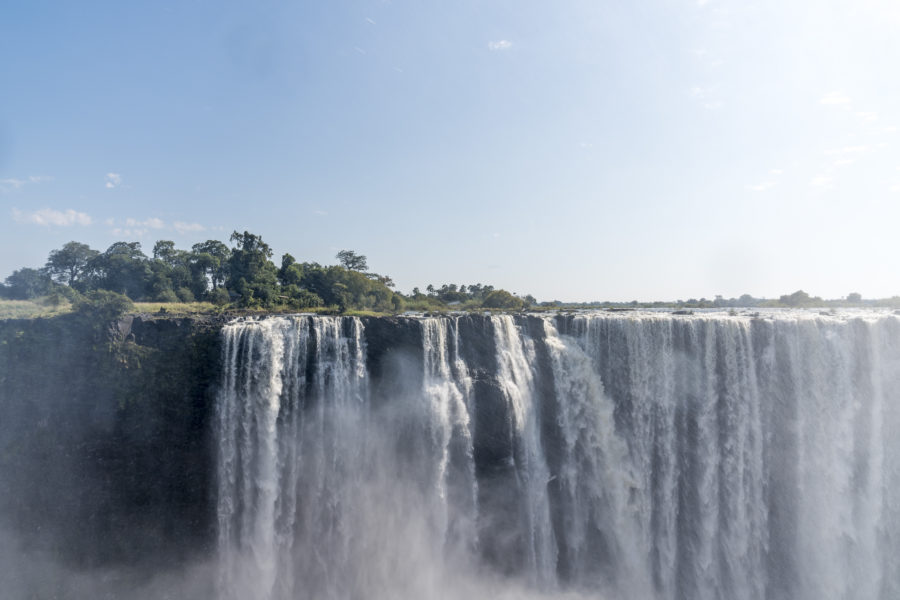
xmin=779 ymin=290 xmax=812 ymax=306
xmin=45 ymin=241 xmax=99 ymax=288
xmin=227 ymin=231 xmax=278 ymax=306
xmin=152 ymin=240 xmax=178 ymax=264
xmin=3 ymin=268 xmax=52 ymax=299
xmin=847 ymin=292 xmax=862 ymax=303
xmin=336 ymin=250 xmax=368 ymax=272
xmin=191 ymin=240 xmax=231 ymax=290
xmin=75 ymin=290 xmax=134 ymax=323
xmin=482 ymin=289 xmax=526 ymax=310
xmin=90 ymin=242 xmax=152 ymax=300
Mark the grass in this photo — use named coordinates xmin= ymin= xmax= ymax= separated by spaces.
xmin=0 ymin=299 xmax=74 ymax=320
xmin=132 ymin=301 xmax=220 ymax=315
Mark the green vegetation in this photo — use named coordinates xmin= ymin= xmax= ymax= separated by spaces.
xmin=0 ymin=232 xmax=533 ymax=318
xmin=0 ymin=298 xmax=75 ymax=320
xmin=5 ymin=233 xmax=898 ymax=320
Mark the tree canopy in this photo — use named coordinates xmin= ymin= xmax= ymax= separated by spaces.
xmin=0 ymin=234 xmax=538 ymax=314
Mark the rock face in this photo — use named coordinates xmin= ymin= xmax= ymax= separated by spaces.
xmin=0 ymin=314 xmax=224 ymax=570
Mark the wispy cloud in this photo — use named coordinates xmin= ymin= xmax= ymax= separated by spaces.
xmin=314 ymin=209 xmax=328 ymax=216
xmin=0 ymin=178 xmax=26 ymax=190
xmin=365 ymin=17 xmax=376 ymax=25
xmin=105 ymin=216 xmax=207 ymax=236
xmin=12 ymin=208 xmax=92 ymax=226
xmin=891 ymin=184 xmax=900 ymax=193
xmin=112 ymin=227 xmax=147 ymax=238
xmin=747 ymin=181 xmax=776 ymax=192
xmin=1 ymin=175 xmax=53 ymax=192
xmin=125 ymin=217 xmax=166 ymax=229
xmin=820 ymin=91 xmax=851 ymax=106
xmin=856 ymin=111 xmax=879 ymax=122
xmin=105 ymin=172 xmax=122 ymax=189
xmin=173 ymin=221 xmax=206 ymax=234
xmin=488 ymin=40 xmax=512 ymax=51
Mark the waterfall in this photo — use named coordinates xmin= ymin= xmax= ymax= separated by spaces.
xmin=215 ymin=311 xmax=900 ymax=600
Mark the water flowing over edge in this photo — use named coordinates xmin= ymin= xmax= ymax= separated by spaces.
xmin=215 ymin=312 xmax=900 ymax=600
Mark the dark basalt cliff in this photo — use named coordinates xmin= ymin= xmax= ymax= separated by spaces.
xmin=0 ymin=314 xmax=226 ymax=569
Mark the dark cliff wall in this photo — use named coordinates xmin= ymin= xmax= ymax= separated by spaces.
xmin=0 ymin=314 xmax=225 ymax=569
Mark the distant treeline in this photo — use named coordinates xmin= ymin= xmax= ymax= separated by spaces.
xmin=0 ymin=232 xmax=534 ymax=313
xmin=540 ymin=289 xmax=900 ymax=310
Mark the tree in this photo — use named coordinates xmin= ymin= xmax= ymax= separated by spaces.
xmin=45 ymin=241 xmax=99 ymax=287
xmin=152 ymin=240 xmax=178 ymax=264
xmin=336 ymin=250 xmax=368 ymax=272
xmin=779 ymin=290 xmax=811 ymax=307
xmin=89 ymin=242 xmax=151 ymax=300
xmin=227 ymin=231 xmax=277 ymax=306
xmin=3 ymin=268 xmax=52 ymax=299
xmin=191 ymin=240 xmax=231 ymax=290
xmin=75 ymin=290 xmax=134 ymax=323
xmin=482 ymin=289 xmax=526 ymax=310
xmin=847 ymin=292 xmax=862 ymax=303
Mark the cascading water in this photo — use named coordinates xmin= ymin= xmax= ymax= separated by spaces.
xmin=215 ymin=311 xmax=900 ymax=600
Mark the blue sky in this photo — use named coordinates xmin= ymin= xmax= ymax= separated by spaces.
xmin=2 ymin=0 xmax=899 ymax=302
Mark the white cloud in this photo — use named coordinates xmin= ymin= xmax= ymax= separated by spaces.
xmin=174 ymin=221 xmax=206 ymax=234
xmin=365 ymin=17 xmax=376 ymax=25
xmin=1 ymin=175 xmax=53 ymax=191
xmin=488 ymin=40 xmax=512 ymax=51
xmin=820 ymin=91 xmax=851 ymax=106
xmin=12 ymin=208 xmax=93 ymax=226
xmin=748 ymin=181 xmax=776 ymax=192
xmin=112 ymin=227 xmax=148 ymax=238
xmin=856 ymin=111 xmax=879 ymax=122
xmin=891 ymin=184 xmax=900 ymax=193
xmin=125 ymin=217 xmax=166 ymax=229
xmin=314 ymin=209 xmax=328 ymax=216
xmin=833 ymin=158 xmax=855 ymax=167
xmin=105 ymin=173 xmax=122 ymax=189
xmin=770 ymin=169 xmax=784 ymax=175
xmin=0 ymin=178 xmax=26 ymax=189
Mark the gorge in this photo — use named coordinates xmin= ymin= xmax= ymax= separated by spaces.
xmin=1 ymin=311 xmax=899 ymax=599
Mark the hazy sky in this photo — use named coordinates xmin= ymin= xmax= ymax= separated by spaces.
xmin=2 ymin=0 xmax=899 ymax=302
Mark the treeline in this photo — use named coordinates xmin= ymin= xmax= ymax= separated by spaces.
xmin=540 ymin=290 xmax=900 ymax=310
xmin=0 ymin=232 xmax=535 ymax=313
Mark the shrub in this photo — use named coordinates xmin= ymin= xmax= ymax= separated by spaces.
xmin=482 ymin=289 xmax=526 ymax=310
xmin=155 ymin=289 xmax=179 ymax=303
xmin=208 ymin=287 xmax=231 ymax=306
xmin=75 ymin=290 xmax=134 ymax=322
